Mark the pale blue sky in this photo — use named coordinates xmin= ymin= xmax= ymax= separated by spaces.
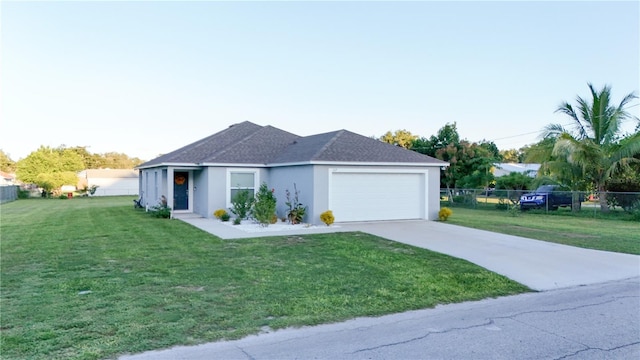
xmin=2 ymin=1 xmax=638 ymax=161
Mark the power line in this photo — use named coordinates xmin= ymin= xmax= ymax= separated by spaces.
xmin=489 ymin=122 xmax=575 ymax=142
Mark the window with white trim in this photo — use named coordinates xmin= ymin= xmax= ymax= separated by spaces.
xmin=229 ymin=171 xmax=257 ymax=203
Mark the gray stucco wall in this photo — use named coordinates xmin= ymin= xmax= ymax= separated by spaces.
xmin=193 ymin=169 xmax=208 ymax=217
xmin=426 ymin=167 xmax=441 ymax=221
xmin=269 ymin=165 xmax=315 ymax=223
xmin=140 ymin=164 xmax=442 ymax=223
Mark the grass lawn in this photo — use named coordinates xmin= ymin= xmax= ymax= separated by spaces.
xmin=445 ymin=206 xmax=640 ymax=255
xmin=0 ymin=197 xmax=529 ymax=360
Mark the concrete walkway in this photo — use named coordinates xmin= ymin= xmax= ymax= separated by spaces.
xmin=176 ymin=215 xmax=640 ymax=291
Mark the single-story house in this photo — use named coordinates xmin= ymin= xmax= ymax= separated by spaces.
xmin=136 ymin=121 xmax=448 ymax=224
xmin=493 ymin=163 xmax=540 ymax=178
xmin=78 ymin=169 xmax=139 ymax=196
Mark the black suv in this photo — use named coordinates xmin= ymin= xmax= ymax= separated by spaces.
xmin=520 ymin=185 xmax=573 ymax=210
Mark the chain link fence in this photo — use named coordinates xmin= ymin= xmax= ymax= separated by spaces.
xmin=439 ymin=188 xmax=640 ymax=217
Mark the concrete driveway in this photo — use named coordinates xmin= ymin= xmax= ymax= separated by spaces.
xmin=177 ymin=216 xmax=640 ymax=291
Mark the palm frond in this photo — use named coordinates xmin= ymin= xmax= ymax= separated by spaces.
xmin=541 ymin=124 xmax=571 ymax=143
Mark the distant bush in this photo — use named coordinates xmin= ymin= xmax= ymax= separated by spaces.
xmin=320 ymin=210 xmax=335 ymax=226
xmin=438 ymin=207 xmax=452 ymax=221
xmin=606 ymin=179 xmax=640 ymax=212
xmin=17 ymin=189 xmax=30 ymax=199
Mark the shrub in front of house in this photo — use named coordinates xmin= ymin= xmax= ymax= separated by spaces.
xmin=320 ymin=210 xmax=334 ymax=226
xmin=230 ymin=189 xmax=254 ymax=220
xmin=252 ymin=183 xmax=277 ymax=227
xmin=438 ymin=207 xmax=452 ymax=221
xmin=285 ymin=184 xmax=307 ymax=224
xmin=214 ymin=209 xmax=228 ymax=219
xmin=149 ymin=204 xmax=171 ymax=219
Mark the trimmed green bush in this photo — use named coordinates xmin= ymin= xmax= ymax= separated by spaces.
xmin=252 ymin=183 xmax=277 ymax=226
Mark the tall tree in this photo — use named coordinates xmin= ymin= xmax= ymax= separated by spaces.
xmin=545 ymin=83 xmax=639 ymax=212
xmin=0 ymin=150 xmax=16 ymax=173
xmin=411 ymin=122 xmax=459 ymax=157
xmin=16 ymin=146 xmax=85 ymax=192
xmin=379 ymin=129 xmax=417 ymax=149
xmin=499 ymin=149 xmax=521 ymax=163
xmin=97 ymin=152 xmax=144 ymax=169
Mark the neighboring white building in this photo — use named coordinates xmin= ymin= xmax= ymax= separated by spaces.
xmin=0 ymin=171 xmax=16 ymax=185
xmin=493 ymin=163 xmax=540 ymax=178
xmin=78 ymin=169 xmax=139 ymax=196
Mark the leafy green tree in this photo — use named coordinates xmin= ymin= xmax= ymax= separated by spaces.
xmin=456 ymin=143 xmax=497 ymax=189
xmin=66 ymin=146 xmax=102 ymax=169
xmin=16 ymin=146 xmax=84 ymax=191
xmin=0 ymin=150 xmax=16 ymax=172
xmin=380 ymin=129 xmax=417 ymax=149
xmin=437 ymin=140 xmax=498 ymax=190
xmin=545 ymin=83 xmax=639 ymax=212
xmin=97 ymin=152 xmax=144 ymax=169
xmin=500 ymin=149 xmax=521 ymax=163
xmin=411 ymin=122 xmax=460 ymax=157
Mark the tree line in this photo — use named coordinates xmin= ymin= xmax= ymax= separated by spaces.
xmin=379 ymin=84 xmax=640 ymax=213
xmin=0 ymin=146 xmax=144 ymax=192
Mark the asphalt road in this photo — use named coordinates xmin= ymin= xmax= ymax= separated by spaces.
xmin=119 ymin=277 xmax=640 ymax=360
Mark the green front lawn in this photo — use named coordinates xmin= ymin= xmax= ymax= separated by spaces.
xmin=0 ymin=197 xmax=529 ymax=360
xmin=445 ymin=207 xmax=640 ymax=255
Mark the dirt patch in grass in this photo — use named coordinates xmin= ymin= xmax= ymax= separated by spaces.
xmin=503 ymin=225 xmax=598 ymax=239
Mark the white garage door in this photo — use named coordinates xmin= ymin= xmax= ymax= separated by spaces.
xmin=330 ymin=172 xmax=425 ymax=222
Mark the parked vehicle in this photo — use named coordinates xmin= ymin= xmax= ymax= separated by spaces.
xmin=520 ymin=185 xmax=573 ymax=210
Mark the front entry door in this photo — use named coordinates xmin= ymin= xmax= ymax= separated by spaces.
xmin=173 ymin=172 xmax=189 ymax=210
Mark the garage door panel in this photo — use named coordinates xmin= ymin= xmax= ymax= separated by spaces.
xmin=330 ymin=172 xmax=425 ymax=222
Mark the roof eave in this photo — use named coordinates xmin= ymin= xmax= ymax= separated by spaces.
xmin=136 ymin=162 xmax=200 ymax=170
xmin=268 ymin=161 xmax=449 ymax=167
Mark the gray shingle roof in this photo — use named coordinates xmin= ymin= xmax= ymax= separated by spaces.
xmin=271 ymin=130 xmax=445 ymax=164
xmin=138 ymin=122 xmax=299 ymax=167
xmin=138 ymin=121 xmax=445 ymax=168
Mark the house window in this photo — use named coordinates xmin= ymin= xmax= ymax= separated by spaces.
xmin=230 ymin=172 xmax=256 ymax=198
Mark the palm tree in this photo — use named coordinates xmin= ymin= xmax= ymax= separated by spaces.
xmin=544 ymin=83 xmax=640 ymax=212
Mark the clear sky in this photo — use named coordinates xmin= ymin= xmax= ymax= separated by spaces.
xmin=2 ymin=0 xmax=638 ymax=161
